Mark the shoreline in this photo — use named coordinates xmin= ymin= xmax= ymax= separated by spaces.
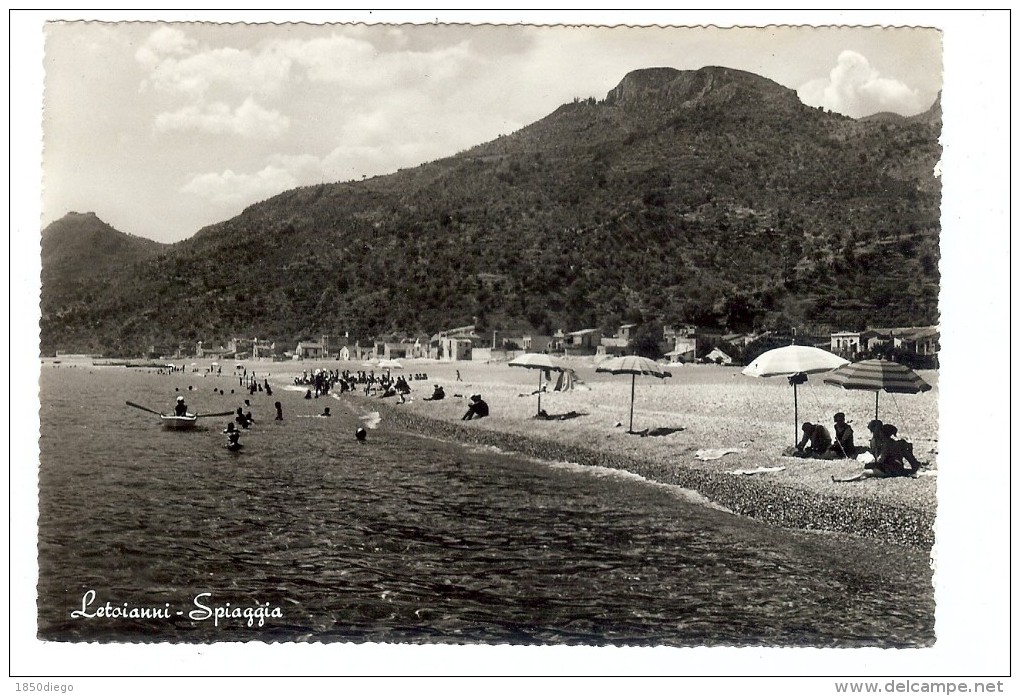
xmin=368 ymin=400 xmax=934 ymax=550
xmin=46 ymin=357 xmax=936 ymax=550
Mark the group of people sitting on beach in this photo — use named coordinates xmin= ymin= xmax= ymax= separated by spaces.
xmin=788 ymin=411 xmax=927 ymax=481
xmin=416 ymin=384 xmax=488 ymax=420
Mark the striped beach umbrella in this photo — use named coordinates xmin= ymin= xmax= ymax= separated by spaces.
xmin=595 ymin=355 xmax=672 ymax=434
xmin=823 ymin=359 xmax=932 ymax=420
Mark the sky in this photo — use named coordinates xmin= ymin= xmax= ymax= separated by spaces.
xmin=36 ymin=13 xmax=944 ymax=243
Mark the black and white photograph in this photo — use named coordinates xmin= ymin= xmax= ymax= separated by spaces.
xmin=9 ymin=9 xmax=1011 ymax=690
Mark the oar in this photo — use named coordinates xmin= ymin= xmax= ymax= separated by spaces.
xmin=195 ymin=411 xmax=236 ymax=419
xmin=126 ymin=401 xmax=164 ymax=416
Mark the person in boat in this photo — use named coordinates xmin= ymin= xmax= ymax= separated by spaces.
xmin=462 ymin=394 xmax=489 ymax=420
xmin=793 ymin=421 xmax=832 ymax=458
xmin=424 ymin=384 xmax=446 ymax=401
xmin=174 ymin=395 xmax=189 ymax=417
xmin=829 ymin=412 xmax=856 ymax=458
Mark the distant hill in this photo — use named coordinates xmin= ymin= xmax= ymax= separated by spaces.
xmin=41 ymin=211 xmax=164 ymax=305
xmin=39 ymin=66 xmax=941 ymax=357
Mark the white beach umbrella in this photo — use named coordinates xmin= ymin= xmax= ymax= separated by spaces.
xmin=508 ymin=353 xmax=563 ymax=416
xmin=595 ymin=355 xmax=672 ymax=434
xmin=742 ymin=345 xmax=849 ymax=446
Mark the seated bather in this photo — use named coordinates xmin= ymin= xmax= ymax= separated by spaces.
xmin=791 ymin=421 xmax=832 ymax=458
xmin=827 ymin=412 xmax=856 ymax=458
xmin=833 ymin=423 xmax=924 ymax=482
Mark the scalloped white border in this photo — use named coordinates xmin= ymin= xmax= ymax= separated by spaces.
xmin=7 ymin=9 xmax=1012 ymax=690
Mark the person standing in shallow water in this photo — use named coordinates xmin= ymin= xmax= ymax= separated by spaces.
xmin=274 ymin=401 xmax=283 ymax=420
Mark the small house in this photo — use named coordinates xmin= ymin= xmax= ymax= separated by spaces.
xmin=564 ymin=328 xmax=602 ymax=355
xmin=295 ymin=341 xmax=324 ymax=360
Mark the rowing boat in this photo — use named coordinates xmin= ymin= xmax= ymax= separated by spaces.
xmin=126 ymin=401 xmax=234 ymax=429
xmin=160 ymin=413 xmax=199 ymax=430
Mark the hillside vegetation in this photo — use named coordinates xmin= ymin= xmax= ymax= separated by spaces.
xmin=40 ymin=66 xmax=941 ymax=356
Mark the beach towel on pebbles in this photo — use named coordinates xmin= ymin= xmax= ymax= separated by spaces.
xmin=728 ymin=466 xmax=786 ymax=476
xmin=694 ymin=448 xmax=746 ymax=461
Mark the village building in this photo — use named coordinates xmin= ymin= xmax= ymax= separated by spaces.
xmin=890 ymin=326 xmax=940 ymax=356
xmin=434 ymin=324 xmax=479 ymax=361
xmin=375 ymin=341 xmax=412 ymax=360
xmin=598 ymin=334 xmax=629 ymax=357
xmin=521 ymin=334 xmax=554 ymax=353
xmin=829 ymin=330 xmax=878 ymax=358
xmin=830 ymin=326 xmax=939 ymax=360
xmin=564 ymin=328 xmax=602 ymax=356
xmin=294 ymin=341 xmax=324 ymax=360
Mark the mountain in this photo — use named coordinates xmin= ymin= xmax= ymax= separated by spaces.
xmin=41 ymin=211 xmax=164 ymax=306
xmin=39 ymin=66 xmax=941 ymax=357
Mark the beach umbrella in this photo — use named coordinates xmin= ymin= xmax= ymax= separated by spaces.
xmin=508 ymin=353 xmax=563 ymax=416
xmin=742 ymin=345 xmax=849 ymax=446
xmin=823 ymin=359 xmax=932 ymax=420
xmin=378 ymin=359 xmax=404 ymax=369
xmin=595 ymin=355 xmax=672 ymax=434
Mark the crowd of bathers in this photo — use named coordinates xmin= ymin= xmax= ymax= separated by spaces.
xmin=293 ymin=369 xmax=430 ymax=401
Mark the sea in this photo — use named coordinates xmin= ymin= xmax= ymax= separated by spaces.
xmin=36 ymin=364 xmax=934 ymax=647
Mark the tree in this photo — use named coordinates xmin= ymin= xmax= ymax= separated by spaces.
xmin=628 ymin=323 xmax=664 ymax=359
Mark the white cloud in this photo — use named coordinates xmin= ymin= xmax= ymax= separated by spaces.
xmin=134 ymin=26 xmax=195 ymax=70
xmin=180 ymin=165 xmax=300 ymax=205
xmin=277 ymin=33 xmax=475 ymax=91
xmin=798 ymin=50 xmax=927 ymax=118
xmin=143 ymin=45 xmax=292 ymax=99
xmin=154 ymin=96 xmax=290 ymax=138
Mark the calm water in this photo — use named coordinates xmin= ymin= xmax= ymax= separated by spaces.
xmin=37 ymin=365 xmax=933 ymax=646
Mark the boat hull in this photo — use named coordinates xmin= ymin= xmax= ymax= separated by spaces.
xmin=160 ymin=415 xmax=198 ymax=430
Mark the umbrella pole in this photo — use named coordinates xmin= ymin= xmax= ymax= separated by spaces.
xmin=629 ymin=373 xmax=636 ymax=433
xmin=793 ymin=381 xmax=799 ymax=447
xmin=875 ymin=391 xmax=879 ymax=421
xmin=537 ymin=371 xmax=542 ymax=416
